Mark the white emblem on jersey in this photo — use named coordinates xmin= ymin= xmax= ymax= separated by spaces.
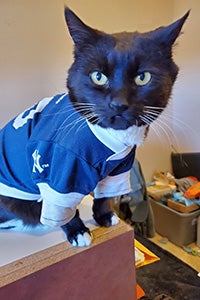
xmin=32 ymin=150 xmax=49 ymax=173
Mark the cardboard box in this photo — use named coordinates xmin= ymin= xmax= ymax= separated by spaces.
xmin=150 ymin=199 xmax=200 ymax=246
xmin=167 ymin=199 xmax=199 ymax=213
xmin=147 ymin=185 xmax=172 ymax=201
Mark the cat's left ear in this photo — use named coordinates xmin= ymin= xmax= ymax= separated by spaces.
xmin=64 ymin=7 xmax=98 ymax=45
xmin=150 ymin=10 xmax=190 ymax=46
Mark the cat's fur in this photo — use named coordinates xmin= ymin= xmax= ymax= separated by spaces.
xmin=0 ymin=8 xmax=189 ymax=246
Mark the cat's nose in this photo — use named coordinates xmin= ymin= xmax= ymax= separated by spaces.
xmin=109 ymin=98 xmax=128 ymax=113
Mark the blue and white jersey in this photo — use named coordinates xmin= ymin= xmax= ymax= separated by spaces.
xmin=0 ymin=94 xmax=146 ymax=226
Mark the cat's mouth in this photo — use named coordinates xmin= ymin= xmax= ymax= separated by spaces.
xmin=104 ymin=114 xmax=141 ymax=130
xmin=111 ymin=114 xmax=132 ymax=124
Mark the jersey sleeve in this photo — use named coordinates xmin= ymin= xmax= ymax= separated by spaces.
xmin=94 ymin=170 xmax=132 ymax=198
xmin=26 ymin=141 xmax=100 ymax=226
xmin=94 ymin=147 xmax=136 ymax=198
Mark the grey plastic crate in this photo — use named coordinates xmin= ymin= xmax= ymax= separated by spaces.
xmin=197 ymin=215 xmax=200 ymax=247
xmin=150 ymin=199 xmax=200 ymax=246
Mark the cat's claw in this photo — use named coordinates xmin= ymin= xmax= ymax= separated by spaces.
xmin=110 ymin=213 xmax=120 ymax=226
xmin=93 ymin=211 xmax=119 ymax=227
xmin=61 ymin=211 xmax=93 ymax=247
xmin=71 ymin=232 xmax=93 ymax=247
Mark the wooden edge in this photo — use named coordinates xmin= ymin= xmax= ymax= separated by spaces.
xmin=0 ymin=220 xmax=133 ymax=287
xmin=167 ymin=198 xmax=199 ymax=213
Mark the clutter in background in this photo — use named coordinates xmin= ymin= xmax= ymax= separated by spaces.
xmin=182 ymin=245 xmax=200 ymax=256
xmin=198 ymin=215 xmax=200 ymax=247
xmin=147 ymin=170 xmax=200 ymax=213
xmin=150 ymin=197 xmax=200 ymax=246
xmin=148 ymin=168 xmax=200 ymax=247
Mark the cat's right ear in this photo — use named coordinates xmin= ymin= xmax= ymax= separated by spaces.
xmin=149 ymin=11 xmax=190 ymax=46
xmin=64 ymin=7 xmax=98 ymax=45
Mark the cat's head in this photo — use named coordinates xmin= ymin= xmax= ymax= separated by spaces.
xmin=65 ymin=8 xmax=189 ymax=130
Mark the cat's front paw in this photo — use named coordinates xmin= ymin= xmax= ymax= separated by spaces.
xmin=71 ymin=231 xmax=92 ymax=247
xmin=93 ymin=211 xmax=119 ymax=227
xmin=61 ymin=212 xmax=92 ymax=247
xmin=63 ymin=225 xmax=92 ymax=247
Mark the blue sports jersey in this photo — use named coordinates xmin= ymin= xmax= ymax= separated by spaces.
xmin=0 ymin=93 xmax=139 ymax=226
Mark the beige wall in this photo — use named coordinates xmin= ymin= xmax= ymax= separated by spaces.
xmin=172 ymin=0 xmax=200 ymax=152
xmin=0 ymin=0 xmax=198 ymax=181
xmin=0 ymin=0 xmax=71 ymax=125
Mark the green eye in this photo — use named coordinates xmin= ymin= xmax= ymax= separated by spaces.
xmin=90 ymin=71 xmax=108 ymax=86
xmin=135 ymin=72 xmax=151 ymax=86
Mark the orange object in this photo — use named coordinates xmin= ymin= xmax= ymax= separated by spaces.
xmin=183 ymin=181 xmax=200 ymax=198
xmin=136 ymin=283 xmax=145 ymax=299
xmin=188 ymin=176 xmax=198 ymax=182
xmin=135 ymin=239 xmax=160 ymax=267
xmin=135 ymin=239 xmax=159 ymax=298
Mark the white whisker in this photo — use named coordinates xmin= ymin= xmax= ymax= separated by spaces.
xmin=143 ymin=110 xmax=160 ymax=118
xmin=139 ymin=115 xmax=151 ymax=125
xmin=140 ymin=112 xmax=180 ymax=150
xmin=148 ymin=122 xmax=167 ymax=149
xmin=73 ymin=112 xmax=100 ymax=135
xmin=74 ymin=120 xmax=88 ymax=135
xmin=154 ymin=116 xmax=181 ymax=151
xmin=144 ymin=105 xmax=165 ymax=111
xmin=161 ymin=110 xmax=198 ymax=139
xmin=52 ymin=114 xmax=85 ymax=139
xmin=61 ymin=116 xmax=86 ymax=138
xmin=140 ymin=113 xmax=168 ymax=149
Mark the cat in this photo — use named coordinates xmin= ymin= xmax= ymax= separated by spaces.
xmin=0 ymin=8 xmax=189 ymax=247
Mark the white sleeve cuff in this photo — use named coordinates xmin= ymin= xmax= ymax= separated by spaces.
xmin=94 ymin=171 xmax=131 ymax=198
xmin=40 ymin=201 xmax=76 ymax=227
xmin=37 ymin=182 xmax=84 ymax=227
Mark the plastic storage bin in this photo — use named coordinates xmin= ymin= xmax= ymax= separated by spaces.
xmin=150 ymin=199 xmax=200 ymax=246
xmin=197 ymin=215 xmax=200 ymax=247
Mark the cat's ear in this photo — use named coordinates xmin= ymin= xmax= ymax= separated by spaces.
xmin=64 ymin=7 xmax=98 ymax=45
xmin=150 ymin=10 xmax=190 ymax=46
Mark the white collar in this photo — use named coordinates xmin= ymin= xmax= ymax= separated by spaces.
xmin=87 ymin=121 xmax=147 ymax=153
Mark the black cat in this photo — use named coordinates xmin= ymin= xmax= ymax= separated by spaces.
xmin=0 ymin=8 xmax=189 ymax=246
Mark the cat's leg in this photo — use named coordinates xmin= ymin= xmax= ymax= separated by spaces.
xmin=92 ymin=197 xmax=119 ymax=227
xmin=0 ymin=196 xmax=92 ymax=247
xmin=0 ymin=195 xmax=42 ymax=229
xmin=61 ymin=209 xmax=92 ymax=247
